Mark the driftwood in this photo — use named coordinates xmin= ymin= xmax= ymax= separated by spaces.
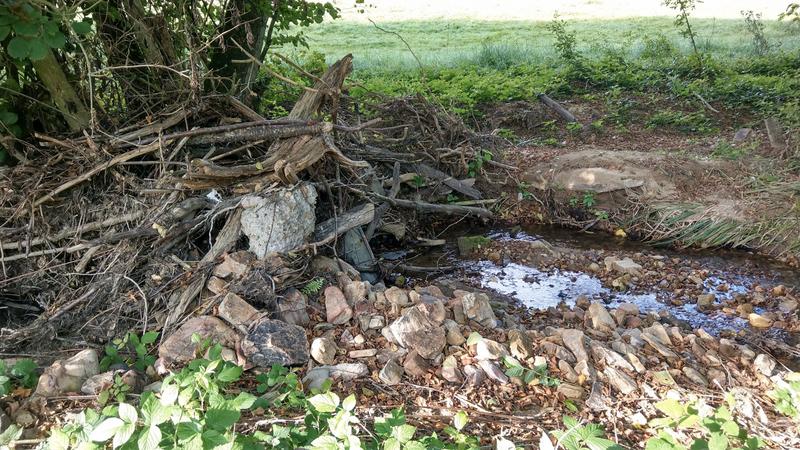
xmin=373 ymin=193 xmax=492 ymax=218
xmin=538 ymin=93 xmax=577 ymax=123
xmin=413 ymin=163 xmax=482 ymax=200
xmin=312 ymin=203 xmax=376 ymax=244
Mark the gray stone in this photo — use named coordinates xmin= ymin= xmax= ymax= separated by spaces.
xmin=779 ymin=298 xmax=799 ymax=314
xmin=159 ymin=316 xmax=238 ymax=365
xmin=348 ymin=349 xmax=378 ymax=359
xmin=417 ymin=297 xmax=447 ymax=325
xmin=604 ymin=256 xmax=642 ymax=275
xmin=585 ymin=382 xmax=608 ymax=411
xmin=379 ymin=359 xmax=404 ymax=385
xmin=384 ymin=287 xmax=410 ymax=307
xmin=277 ymin=288 xmax=310 ymax=326
xmin=327 ymin=363 xmax=369 ymax=381
xmin=35 ymin=349 xmax=100 ymax=397
xmin=303 ymin=367 xmax=331 ymax=391
xmin=641 ymin=333 xmax=679 ymax=360
xmin=240 ymin=184 xmax=316 ymax=257
xmin=325 ymin=286 xmax=353 ymax=325
xmin=603 ymin=367 xmax=637 ymax=395
xmin=556 ymin=167 xmax=645 ymax=194
xmin=475 ymin=339 xmax=509 ymax=361
xmin=557 ymin=383 xmax=585 ymax=399
xmin=697 ymin=294 xmax=715 ymax=310
xmin=81 ymin=371 xmax=114 ymax=395
xmin=682 ymin=367 xmax=708 ymax=386
xmin=590 ymin=341 xmax=635 ymax=372
xmin=444 ymin=320 xmax=466 ymax=346
xmin=643 ymin=323 xmax=672 ymax=346
xmin=733 ymin=127 xmax=752 ymax=144
xmin=542 ymin=341 xmax=577 ymax=364
xmin=478 ymin=360 xmax=509 ymax=384
xmin=461 ymin=293 xmax=499 ymax=328
xmin=359 ymin=314 xmax=386 ymax=331
xmin=561 ymin=329 xmax=589 ymax=363
xmin=310 ymin=336 xmax=337 ymax=365
xmin=587 ymin=303 xmax=616 ymax=332
xmin=753 ymin=354 xmax=776 ymax=376
xmin=403 ymin=351 xmax=432 ymax=377
xmin=442 ymin=356 xmax=463 ymax=383
xmin=242 ymin=318 xmax=309 ymax=367
xmin=507 ymin=330 xmax=534 ymax=360
xmin=463 ymin=364 xmax=486 ymax=387
xmin=388 ymin=307 xmax=446 ymax=359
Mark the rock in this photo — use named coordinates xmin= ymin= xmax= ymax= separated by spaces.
xmin=626 ymin=353 xmax=646 ymax=373
xmin=585 ymin=382 xmax=608 ymax=410
xmin=442 ymin=356 xmax=463 ymax=383
xmin=341 ymin=278 xmax=368 ymax=305
xmin=240 ymin=184 xmax=316 ymax=257
xmin=327 ymin=363 xmax=369 ymax=381
xmin=719 ymin=339 xmax=738 ymax=358
xmin=697 ymin=294 xmax=716 ymax=310
xmin=13 ymin=410 xmax=35 ymax=428
xmin=461 ymin=293 xmax=499 ymax=328
xmin=457 ymin=236 xmax=491 ymax=256
xmin=0 ymin=409 xmax=10 ymax=433
xmin=733 ymin=127 xmax=752 ymax=144
xmin=403 ymin=351 xmax=432 ymax=377
xmin=277 ymin=288 xmax=310 ymax=326
xmin=617 ymin=303 xmax=640 ymax=316
xmin=603 ymin=367 xmax=637 ymax=395
xmin=643 ymin=323 xmax=672 ymax=346
xmin=475 ymin=339 xmax=509 ymax=361
xmin=325 ymin=286 xmax=353 ymax=325
xmin=35 ymin=349 xmax=100 ymax=397
xmin=303 ymin=367 xmax=331 ymax=391
xmin=507 ymin=330 xmax=534 ymax=360
xmin=748 ymin=313 xmax=772 ymax=329
xmin=384 ymin=287 xmax=410 ymax=307
xmin=218 ymin=292 xmax=259 ymax=331
xmin=342 ymin=228 xmax=378 ymax=278
xmin=453 ymin=303 xmax=466 ymax=324
xmin=641 ymin=333 xmax=679 ymax=360
xmin=604 ymin=256 xmax=642 ymax=275
xmin=443 ymin=320 xmax=465 ymax=346
xmin=587 ymin=303 xmax=616 ymax=332
xmin=557 ymin=383 xmax=585 ymax=399
xmin=588 ymin=263 xmax=601 ymax=273
xmin=417 ymin=297 xmax=446 ymax=324
xmin=80 ymin=371 xmax=114 ymax=395
xmin=159 ymin=316 xmax=238 ymax=365
xmin=207 ymin=276 xmax=227 ymax=294
xmin=388 ymin=307 xmax=446 ymax=359
xmin=242 ymin=318 xmax=309 ymax=367
xmin=542 ymin=341 xmax=577 ymax=364
xmin=463 ymin=364 xmax=485 ymax=388
xmin=682 ymin=367 xmax=708 ymax=386
xmin=310 ymin=336 xmax=337 ymax=365
xmin=590 ymin=342 xmax=635 ymax=372
xmin=349 ymin=349 xmax=378 ymax=359
xmin=779 ymin=298 xmax=798 ymax=314
xmin=558 ymin=360 xmax=579 ymax=383
xmin=707 ymin=368 xmax=727 ymax=387
xmin=213 ymin=251 xmax=253 ymax=279
xmin=753 ymin=354 xmax=776 ymax=376
xmin=359 ymin=314 xmax=386 ymax=331
xmin=561 ymin=329 xmax=589 ymax=363
xmin=478 ymin=360 xmax=509 ymax=384
xmin=379 ymin=360 xmax=404 ymax=385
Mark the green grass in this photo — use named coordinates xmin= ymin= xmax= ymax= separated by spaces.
xmin=300 ymin=18 xmax=800 ymax=72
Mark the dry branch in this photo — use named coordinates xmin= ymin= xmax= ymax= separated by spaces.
xmin=537 ymin=93 xmax=577 ymax=123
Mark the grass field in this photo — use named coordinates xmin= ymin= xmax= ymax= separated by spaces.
xmin=302 ymin=17 xmax=800 ymax=72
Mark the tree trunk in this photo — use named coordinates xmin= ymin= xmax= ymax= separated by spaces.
xmin=31 ymin=50 xmax=90 ymax=132
xmin=207 ymin=0 xmax=266 ymax=95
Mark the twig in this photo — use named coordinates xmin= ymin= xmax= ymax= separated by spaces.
xmin=694 ymin=93 xmax=720 ymax=113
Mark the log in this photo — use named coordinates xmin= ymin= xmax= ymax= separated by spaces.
xmin=537 ymin=93 xmax=577 ymax=123
xmin=312 ymin=203 xmax=376 ymax=243
xmin=413 ymin=163 xmax=482 ymax=200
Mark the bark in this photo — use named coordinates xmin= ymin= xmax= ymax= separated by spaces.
xmin=31 ymin=50 xmax=90 ymax=132
xmin=207 ymin=0 xmax=266 ymax=94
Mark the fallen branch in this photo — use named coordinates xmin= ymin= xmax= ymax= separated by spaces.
xmin=1 ymin=211 xmax=145 ymax=251
xmin=373 ymin=193 xmax=492 ymax=218
xmin=312 ymin=203 xmax=376 ymax=244
xmin=537 ymin=93 xmax=577 ymax=123
xmin=413 ymin=163 xmax=482 ymax=200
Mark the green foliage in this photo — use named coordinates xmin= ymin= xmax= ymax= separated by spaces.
xmin=550 ymin=416 xmax=622 ymax=450
xmin=780 ymin=3 xmax=800 ymax=26
xmin=98 ymin=374 xmax=133 ymax=406
xmin=467 ymin=150 xmax=493 ymax=177
xmin=711 ymin=141 xmax=751 ymax=160
xmin=254 ymin=364 xmax=307 ymax=409
xmin=769 ymin=372 xmax=800 ymax=419
xmin=546 ymin=16 xmax=583 ymax=67
xmin=502 ymin=356 xmax=560 ymax=387
xmin=301 ymin=277 xmax=326 ymax=296
xmin=645 ymin=396 xmax=764 ymax=450
xmin=0 ymin=358 xmax=38 ymax=395
xmin=742 ymin=10 xmax=771 ymax=56
xmin=663 ymin=0 xmax=702 ymax=59
xmin=582 ymin=192 xmax=597 ymax=208
xmin=517 ymin=182 xmax=534 ymax=200
xmin=100 ymin=331 xmax=159 ymax=372
xmin=646 ymin=109 xmax=713 ymax=134
xmin=0 ymin=2 xmax=71 ymax=61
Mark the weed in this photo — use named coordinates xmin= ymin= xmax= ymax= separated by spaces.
xmin=582 ymin=192 xmax=597 ymax=208
xmin=742 ymin=10 xmax=771 ymax=56
xmin=0 ymin=358 xmax=38 ymax=395
xmin=594 ymin=210 xmax=610 ymax=221
xmin=549 ymin=416 xmax=622 ymax=450
xmin=503 ymin=356 xmax=560 ymax=387
xmin=769 ymin=372 xmax=800 ymax=419
xmin=712 ymin=140 xmax=750 ymax=160
xmin=546 ymin=16 xmax=583 ymax=68
xmin=663 ymin=0 xmax=702 ymax=60
xmin=98 ymin=374 xmax=133 ymax=406
xmin=517 ymin=182 xmax=534 ymax=200
xmin=566 ymin=122 xmax=584 ymax=134
xmin=646 ymin=109 xmax=713 ymax=133
xmin=467 ymin=149 xmax=493 ymax=177
xmin=412 ymin=174 xmax=425 ymax=188
xmin=780 ymin=3 xmax=800 ymax=26
xmin=495 ymin=127 xmax=517 ymax=139
xmin=100 ymin=331 xmax=159 ymax=372
xmin=301 ymin=277 xmax=325 ymax=296
xmin=568 ymin=196 xmax=579 ymax=207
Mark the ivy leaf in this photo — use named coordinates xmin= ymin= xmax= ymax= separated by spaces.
xmin=27 ymin=38 xmax=48 ymax=61
xmin=89 ymin=417 xmax=125 ymax=442
xmin=707 ymin=433 xmax=728 ymax=450
xmin=72 ymin=20 xmax=92 ymax=35
xmin=7 ymin=37 xmax=30 ymax=59
xmin=383 ymin=437 xmax=401 ymax=450
xmin=309 ymin=434 xmax=339 ymax=450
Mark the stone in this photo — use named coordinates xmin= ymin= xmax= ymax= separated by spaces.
xmin=341 ymin=278 xmax=368 ymax=305
xmin=403 ymin=351 xmax=432 ymax=377
xmin=377 ymin=348 xmax=408 ymax=365
xmin=327 ymin=363 xmax=369 ymax=381
xmin=160 ymin=317 xmax=238 ymax=365
xmin=35 ymin=349 xmax=100 ymax=397
xmin=719 ymin=339 xmax=738 ymax=358
xmin=542 ymin=341 xmax=576 ymax=364
xmin=325 ymin=286 xmax=353 ymax=325
xmin=590 ymin=342 xmax=635 ymax=372
xmin=697 ymin=294 xmax=716 ymax=310
xmin=242 ymin=318 xmax=309 ymax=367
xmin=733 ymin=127 xmax=752 ymax=143
xmin=207 ymin=276 xmax=227 ymax=295
xmin=463 ymin=364 xmax=485 ymax=387
xmin=617 ymin=303 xmax=640 ymax=316
xmin=349 ymin=349 xmax=378 ymax=359
xmin=748 ymin=313 xmax=772 ymax=329
xmin=240 ymin=184 xmax=316 ymax=257
xmin=379 ymin=359 xmax=404 ymax=385
xmin=643 ymin=323 xmax=672 ymax=346
xmin=417 ymin=297 xmax=447 ymax=324
xmin=311 ymin=336 xmax=338 ymax=365
xmin=507 ymin=330 xmax=535 ymax=360
xmin=604 ymin=256 xmax=642 ymax=275
xmin=682 ymin=367 xmax=708 ymax=386
xmin=753 ymin=354 xmax=776 ymax=376
xmin=587 ymin=303 xmax=616 ymax=332
xmin=457 ymin=235 xmax=491 ymax=256
xmin=443 ymin=320 xmax=465 ymax=346
xmin=13 ymin=410 xmax=35 ymax=428
xmin=475 ymin=339 xmax=509 ymax=361
xmin=359 ymin=314 xmax=386 ymax=331
xmin=478 ymin=360 xmax=509 ymax=384
xmin=561 ymin=329 xmax=589 ymax=362
xmin=779 ymin=298 xmax=798 ymax=314
xmin=626 ymin=353 xmax=646 ymax=373
xmin=585 ymin=382 xmax=608 ymax=411
xmin=80 ymin=371 xmax=114 ymax=395
xmin=384 ymin=287 xmax=410 ymax=307
xmin=277 ymin=288 xmax=310 ymax=326
xmin=453 ymin=303 xmax=466 ymax=324
xmin=218 ymin=292 xmax=259 ymax=331
xmin=603 ymin=367 xmax=637 ymax=395
xmin=213 ymin=251 xmax=253 ymax=279
xmin=707 ymin=368 xmax=727 ymax=387
xmin=557 ymin=383 xmax=585 ymax=399
xmin=641 ymin=333 xmax=679 ymax=360
xmin=303 ymin=367 xmax=331 ymax=391
xmin=461 ymin=293 xmax=499 ymax=328
xmin=0 ymin=409 xmax=11 ymax=433
xmin=442 ymin=355 xmax=463 ymax=383
xmin=558 ymin=360 xmax=579 ymax=383
xmin=388 ymin=307 xmax=446 ymax=359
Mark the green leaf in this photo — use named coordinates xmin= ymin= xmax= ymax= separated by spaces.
xmin=327 ymin=410 xmax=351 ymax=439
xmin=707 ymin=433 xmax=728 ymax=450
xmin=229 ymin=392 xmax=257 ymax=410
xmin=46 ymin=428 xmax=70 ymax=450
xmin=342 ymin=394 xmax=356 ymax=412
xmin=309 ymin=434 xmax=339 ymax=450
xmin=0 ymin=25 xmax=9 ymax=40
xmin=7 ymin=37 xmax=30 ymax=59
xmin=72 ymin=20 xmax=92 ymax=35
xmin=13 ymin=21 xmax=39 ymax=37
xmin=655 ymin=399 xmax=685 ymax=419
xmin=206 ymin=408 xmax=241 ymax=430
xmin=112 ymin=422 xmax=136 ymax=449
xmin=308 ymin=392 xmax=340 ymax=413
xmin=90 ymin=417 xmax=125 ymax=442
xmin=141 ymin=331 xmax=159 ymax=345
xmin=393 ymin=424 xmax=416 ymax=443
xmin=27 ymin=38 xmax=48 ymax=61
xmin=466 ymin=332 xmax=483 ymax=346
xmin=118 ymin=402 xmax=138 ymax=423
xmin=720 ymin=419 xmax=739 ymax=436
xmin=43 ymin=30 xmax=65 ymax=49
xmin=384 ymin=437 xmax=402 ymax=450
xmin=453 ymin=411 xmax=468 ymax=431
xmin=137 ymin=425 xmax=162 ymax=450
xmin=217 ymin=364 xmax=243 ymax=382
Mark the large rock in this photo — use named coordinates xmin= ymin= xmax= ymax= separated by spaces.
xmin=388 ymin=307 xmax=446 ymax=359
xmin=753 ymin=354 xmax=776 ymax=376
xmin=475 ymin=339 xmax=509 ymax=361
xmin=240 ymin=184 xmax=317 ymax=257
xmin=242 ymin=318 xmax=309 ymax=367
xmin=748 ymin=313 xmax=772 ymax=329
xmin=403 ymin=351 xmax=432 ymax=377
xmin=218 ymin=292 xmax=259 ymax=332
xmin=478 ymin=360 xmax=508 ymax=384
xmin=603 ymin=367 xmax=637 ymax=395
xmin=35 ymin=349 xmax=100 ymax=397
xmin=441 ymin=356 xmax=463 ymax=383
xmin=325 ymin=286 xmax=353 ymax=325
xmin=384 ymin=287 xmax=410 ymax=307
xmin=587 ymin=303 xmax=616 ymax=332
xmin=461 ymin=292 xmax=499 ymax=328
xmin=159 ymin=316 xmax=238 ymax=364
xmin=561 ymin=329 xmax=589 ymax=363
xmin=507 ymin=330 xmax=534 ymax=360
xmin=555 ymin=167 xmax=645 ymax=193
xmin=277 ymin=288 xmax=310 ymax=326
